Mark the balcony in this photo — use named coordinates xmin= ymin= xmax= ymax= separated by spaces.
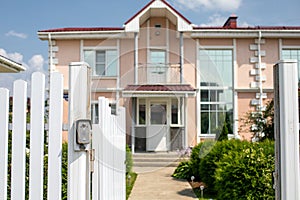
xmin=137 ymin=63 xmax=181 ymax=84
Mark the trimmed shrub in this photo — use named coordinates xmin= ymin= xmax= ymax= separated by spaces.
xmin=214 ymin=140 xmax=275 ymax=200
xmin=172 ymin=161 xmax=192 ymax=179
xmin=190 ymin=140 xmax=215 ymax=180
xmin=199 ymin=139 xmax=250 ymax=194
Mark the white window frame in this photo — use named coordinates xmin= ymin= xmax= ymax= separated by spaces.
xmin=198 ymin=48 xmax=234 ymax=136
xmin=83 ymin=47 xmax=118 ymax=77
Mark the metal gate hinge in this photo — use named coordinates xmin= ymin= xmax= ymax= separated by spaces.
xmin=89 ymin=149 xmax=95 ymax=173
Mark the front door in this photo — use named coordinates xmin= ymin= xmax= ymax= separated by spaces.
xmin=147 ymin=102 xmax=169 ymax=151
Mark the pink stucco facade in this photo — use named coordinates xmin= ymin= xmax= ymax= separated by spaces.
xmin=38 ymin=0 xmax=300 ymax=150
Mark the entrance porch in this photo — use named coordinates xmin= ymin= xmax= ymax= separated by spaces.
xmin=123 ymin=84 xmax=196 ymax=152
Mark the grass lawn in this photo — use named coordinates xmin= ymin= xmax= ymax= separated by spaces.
xmin=126 ymin=172 xmax=137 ymax=199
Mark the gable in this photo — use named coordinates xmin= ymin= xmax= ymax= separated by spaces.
xmin=124 ymin=0 xmax=193 ymax=32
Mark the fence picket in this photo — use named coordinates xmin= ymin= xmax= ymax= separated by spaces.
xmin=115 ymin=107 xmax=126 ymax=199
xmin=11 ymin=80 xmax=27 ymax=200
xmin=0 ymin=88 xmax=9 ymax=200
xmin=47 ymin=72 xmax=63 ymax=200
xmin=29 ymin=72 xmax=45 ymax=200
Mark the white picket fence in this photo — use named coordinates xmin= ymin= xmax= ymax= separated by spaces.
xmin=0 ymin=72 xmax=63 ymax=200
xmin=92 ymin=97 xmax=126 ymax=200
xmin=0 ymin=71 xmax=126 ymax=200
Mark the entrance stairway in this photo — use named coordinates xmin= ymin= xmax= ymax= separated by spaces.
xmin=132 ymin=152 xmax=185 ymax=173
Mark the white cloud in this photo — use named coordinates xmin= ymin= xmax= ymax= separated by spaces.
xmin=174 ymin=0 xmax=242 ymax=12
xmin=28 ymin=55 xmax=44 ymax=71
xmin=0 ymin=48 xmax=47 ymax=95
xmin=5 ymin=30 xmax=28 ymax=39
xmin=199 ymin=14 xmax=227 ymax=26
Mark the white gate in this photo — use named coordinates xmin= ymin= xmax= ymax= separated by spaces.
xmin=68 ymin=62 xmax=126 ymax=200
xmin=0 ymin=72 xmax=63 ymax=200
xmin=92 ymin=97 xmax=126 ymax=200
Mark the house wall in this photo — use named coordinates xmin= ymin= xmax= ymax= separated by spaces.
xmin=49 ymin=15 xmax=300 ymax=145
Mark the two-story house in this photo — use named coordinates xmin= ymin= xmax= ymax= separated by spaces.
xmin=38 ymin=0 xmax=300 ymax=152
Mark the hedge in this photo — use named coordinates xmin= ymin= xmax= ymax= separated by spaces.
xmin=214 ymin=140 xmax=275 ymax=199
xmin=173 ymin=139 xmax=275 ymax=199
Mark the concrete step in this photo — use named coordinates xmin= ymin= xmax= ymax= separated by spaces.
xmin=132 ymin=152 xmax=186 ymax=169
xmin=134 ymin=161 xmax=180 ymax=167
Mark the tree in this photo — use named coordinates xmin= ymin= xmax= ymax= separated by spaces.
xmin=242 ymin=100 xmax=274 ymax=141
xmin=216 ymin=121 xmax=229 ymax=141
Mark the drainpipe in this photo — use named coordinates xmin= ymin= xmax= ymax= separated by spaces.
xmin=257 ymin=31 xmax=263 ymax=113
xmin=179 ymin=32 xmax=184 ymax=83
xmin=48 ymin=33 xmax=54 ymax=73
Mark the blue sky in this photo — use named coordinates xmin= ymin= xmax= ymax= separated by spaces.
xmin=0 ymin=0 xmax=300 ymax=91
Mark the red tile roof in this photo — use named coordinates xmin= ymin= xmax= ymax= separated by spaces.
xmin=124 ymin=0 xmax=192 ymax=25
xmin=124 ymin=84 xmax=195 ymax=92
xmin=193 ymin=26 xmax=300 ymax=30
xmin=38 ymin=27 xmax=124 ymax=32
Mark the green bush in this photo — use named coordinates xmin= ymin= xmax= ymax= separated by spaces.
xmin=172 ymin=139 xmax=275 ymax=199
xmin=125 ymin=145 xmax=133 ymax=174
xmin=214 ymin=140 xmax=275 ymax=200
xmin=172 ymin=161 xmax=192 ymax=179
xmin=189 ymin=140 xmax=215 ymax=180
xmin=199 ymin=139 xmax=250 ymax=194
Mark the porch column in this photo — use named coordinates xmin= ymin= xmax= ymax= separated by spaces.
xmin=131 ymin=98 xmax=136 ymax=154
xmin=134 ymin=32 xmax=138 ymax=85
xmin=184 ymin=95 xmax=188 ymax=148
xmin=179 ymin=32 xmax=184 ymax=83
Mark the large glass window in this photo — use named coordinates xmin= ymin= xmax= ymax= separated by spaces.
xmin=84 ymin=49 xmax=118 ymax=76
xmin=282 ymin=49 xmax=300 ymax=86
xmin=199 ymin=49 xmax=233 ymax=135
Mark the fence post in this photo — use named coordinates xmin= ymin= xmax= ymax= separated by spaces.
xmin=11 ymin=80 xmax=27 ymax=200
xmin=274 ymin=59 xmax=300 ymax=200
xmin=0 ymin=88 xmax=9 ymax=200
xmin=68 ymin=62 xmax=91 ymax=200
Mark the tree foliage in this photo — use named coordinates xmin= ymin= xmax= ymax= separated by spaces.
xmin=241 ymin=100 xmax=274 ymax=141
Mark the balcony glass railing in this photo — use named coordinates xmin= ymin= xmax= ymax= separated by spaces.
xmin=137 ymin=63 xmax=181 ymax=84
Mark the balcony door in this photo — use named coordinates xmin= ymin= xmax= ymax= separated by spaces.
xmin=148 ymin=50 xmax=166 ymax=84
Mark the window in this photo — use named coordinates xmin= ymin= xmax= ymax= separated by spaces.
xmin=84 ymin=49 xmax=118 ymax=76
xmin=171 ymin=98 xmax=181 ymax=125
xmin=150 ymin=103 xmax=167 ymax=125
xmin=199 ymin=49 xmax=233 ymax=135
xmin=138 ymin=99 xmax=146 ymax=125
xmin=282 ymin=49 xmax=300 ymax=86
xmin=91 ymin=102 xmax=117 ymax=124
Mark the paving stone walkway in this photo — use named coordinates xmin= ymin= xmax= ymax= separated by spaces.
xmin=128 ymin=167 xmax=198 ymax=200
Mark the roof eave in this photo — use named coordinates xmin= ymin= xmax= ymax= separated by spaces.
xmin=190 ymin=29 xmax=300 ymax=38
xmin=122 ymin=90 xmax=196 ymax=97
xmin=0 ymin=57 xmax=26 ymax=73
xmin=38 ymin=30 xmax=128 ymax=40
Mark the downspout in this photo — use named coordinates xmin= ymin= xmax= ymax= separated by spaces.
xmin=48 ymin=33 xmax=54 ymax=73
xmin=116 ymin=39 xmax=120 ymax=115
xmin=179 ymin=32 xmax=184 ymax=83
xmin=134 ymin=32 xmax=138 ymax=84
xmin=257 ymin=31 xmax=263 ymax=113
